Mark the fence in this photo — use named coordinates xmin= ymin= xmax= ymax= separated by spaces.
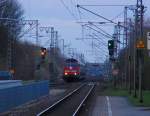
xmin=0 ymin=80 xmax=49 ymax=113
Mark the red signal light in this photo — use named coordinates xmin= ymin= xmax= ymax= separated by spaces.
xmin=40 ymin=47 xmax=47 ymax=59
xmin=41 ymin=51 xmax=45 ymax=56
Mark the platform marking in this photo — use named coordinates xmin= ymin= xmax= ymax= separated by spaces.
xmin=106 ymin=96 xmax=112 ymax=116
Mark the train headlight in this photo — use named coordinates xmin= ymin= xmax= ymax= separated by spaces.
xmin=74 ymin=72 xmax=77 ymax=76
xmin=65 ymin=72 xmax=68 ymax=75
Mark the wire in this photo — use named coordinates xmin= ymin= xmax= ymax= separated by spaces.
xmin=78 ymin=5 xmax=135 ymax=7
xmin=89 ymin=22 xmax=113 ymax=39
xmin=93 ymin=32 xmax=109 ymax=41
xmin=70 ymin=0 xmax=75 ymax=9
xmin=70 ymin=0 xmax=82 ymax=21
xmin=77 ymin=5 xmax=82 ymax=20
xmin=111 ymin=11 xmax=124 ymax=21
xmin=60 ymin=0 xmax=78 ymax=21
xmin=89 ymin=34 xmax=107 ymax=46
xmin=77 ymin=5 xmax=126 ymax=27
xmin=70 ymin=0 xmax=76 ymax=17
xmin=85 ymin=25 xmax=112 ymax=39
xmin=92 ymin=45 xmax=107 ymax=56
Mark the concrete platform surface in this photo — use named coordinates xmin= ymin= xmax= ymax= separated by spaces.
xmin=92 ymin=96 xmax=150 ymax=116
xmin=0 ymin=80 xmax=22 ymax=89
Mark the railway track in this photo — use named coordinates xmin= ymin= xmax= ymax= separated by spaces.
xmin=37 ymin=83 xmax=95 ymax=116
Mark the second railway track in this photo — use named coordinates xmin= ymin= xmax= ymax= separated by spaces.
xmin=37 ymin=83 xmax=95 ymax=116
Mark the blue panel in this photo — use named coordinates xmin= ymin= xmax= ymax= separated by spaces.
xmin=0 ymin=80 xmax=49 ymax=113
xmin=0 ymin=71 xmax=12 ymax=80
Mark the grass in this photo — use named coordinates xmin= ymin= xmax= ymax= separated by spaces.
xmin=128 ymin=91 xmax=150 ymax=107
xmin=102 ymin=88 xmax=150 ymax=107
xmin=102 ymin=88 xmax=128 ymax=96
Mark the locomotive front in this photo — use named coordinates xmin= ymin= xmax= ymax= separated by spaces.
xmin=63 ymin=58 xmax=80 ymax=82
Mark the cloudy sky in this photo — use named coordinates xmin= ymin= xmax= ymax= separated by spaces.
xmin=19 ymin=0 xmax=150 ymax=63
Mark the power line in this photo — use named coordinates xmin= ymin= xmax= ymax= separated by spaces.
xmin=70 ymin=0 xmax=82 ymax=21
xmin=92 ymin=44 xmax=108 ymax=55
xmin=88 ymin=22 xmax=113 ymax=39
xmin=111 ymin=11 xmax=124 ymax=21
xmin=70 ymin=0 xmax=77 ymax=18
xmin=79 ymin=5 xmax=135 ymax=7
xmin=91 ymin=34 xmax=108 ymax=45
xmin=77 ymin=5 xmax=129 ymax=30
xmin=60 ymin=0 xmax=78 ymax=21
xmin=89 ymin=34 xmax=107 ymax=43
xmin=77 ymin=5 xmax=82 ymax=20
xmin=77 ymin=5 xmax=118 ymax=25
xmin=85 ymin=25 xmax=112 ymax=39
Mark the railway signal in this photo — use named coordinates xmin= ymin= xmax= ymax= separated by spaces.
xmin=109 ymin=50 xmax=114 ymax=56
xmin=40 ymin=47 xmax=47 ymax=59
xmin=108 ymin=40 xmax=114 ymax=56
xmin=108 ymin=40 xmax=114 ymax=50
xmin=136 ymin=40 xmax=145 ymax=49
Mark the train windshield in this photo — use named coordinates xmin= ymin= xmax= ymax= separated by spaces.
xmin=65 ymin=63 xmax=79 ymax=67
xmin=65 ymin=59 xmax=79 ymax=68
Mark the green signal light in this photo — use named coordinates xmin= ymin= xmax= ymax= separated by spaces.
xmin=108 ymin=40 xmax=114 ymax=49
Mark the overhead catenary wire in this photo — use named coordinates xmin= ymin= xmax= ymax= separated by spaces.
xmin=77 ymin=4 xmax=119 ymax=25
xmin=77 ymin=5 xmax=82 ymax=20
xmin=92 ymin=45 xmax=108 ymax=56
xmin=79 ymin=24 xmax=109 ymax=51
xmin=85 ymin=25 xmax=112 ymax=39
xmin=91 ymin=45 xmax=107 ymax=55
xmin=78 ymin=5 xmax=135 ymax=7
xmin=89 ymin=34 xmax=107 ymax=46
xmin=88 ymin=22 xmax=113 ymax=39
xmin=72 ymin=0 xmax=82 ymax=21
xmin=90 ymin=47 xmax=107 ymax=58
xmin=82 ymin=30 xmax=108 ymax=63
xmin=88 ymin=36 xmax=108 ymax=52
xmin=77 ymin=5 xmax=129 ymax=29
xmin=76 ymin=32 xmax=107 ymax=58
xmin=92 ymin=33 xmax=109 ymax=42
xmin=111 ymin=11 xmax=124 ymax=21
xmin=60 ymin=0 xmax=78 ymax=21
xmin=70 ymin=0 xmax=79 ymax=20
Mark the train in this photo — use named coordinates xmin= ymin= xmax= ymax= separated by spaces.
xmin=63 ymin=58 xmax=84 ymax=82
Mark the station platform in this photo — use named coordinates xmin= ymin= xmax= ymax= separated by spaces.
xmin=0 ymin=80 xmax=22 ymax=89
xmin=92 ymin=96 xmax=150 ymax=116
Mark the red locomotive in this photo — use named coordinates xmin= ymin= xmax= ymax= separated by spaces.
xmin=63 ymin=58 xmax=80 ymax=82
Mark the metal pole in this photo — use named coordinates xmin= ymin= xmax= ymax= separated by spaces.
xmin=7 ymin=29 xmax=12 ymax=71
xmin=124 ymin=7 xmax=128 ymax=88
xmin=36 ymin=20 xmax=38 ymax=46
xmin=50 ymin=27 xmax=55 ymax=81
xmin=138 ymin=0 xmax=144 ymax=103
xmin=55 ymin=31 xmax=58 ymax=48
xmin=128 ymin=19 xmax=132 ymax=94
xmin=133 ymin=8 xmax=138 ymax=98
xmin=117 ymin=23 xmax=123 ymax=88
xmin=50 ymin=27 xmax=54 ymax=48
xmin=60 ymin=39 xmax=65 ymax=58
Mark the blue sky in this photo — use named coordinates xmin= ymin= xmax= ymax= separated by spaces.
xmin=19 ymin=0 xmax=150 ymax=63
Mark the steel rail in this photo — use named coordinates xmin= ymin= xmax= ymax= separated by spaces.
xmin=72 ymin=84 xmax=95 ymax=116
xmin=36 ymin=83 xmax=85 ymax=116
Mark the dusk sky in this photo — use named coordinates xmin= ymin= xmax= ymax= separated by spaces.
xmin=19 ymin=0 xmax=150 ymax=63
